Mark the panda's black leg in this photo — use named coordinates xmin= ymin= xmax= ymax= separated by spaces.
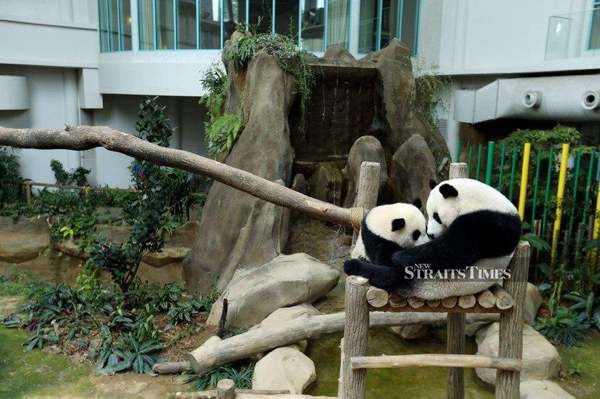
xmin=344 ymin=259 xmax=403 ymax=291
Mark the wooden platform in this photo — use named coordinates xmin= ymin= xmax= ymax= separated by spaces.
xmin=365 ymin=284 xmax=515 ymax=314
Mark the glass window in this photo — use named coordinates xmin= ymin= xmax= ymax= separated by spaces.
xmin=156 ymin=0 xmax=175 ymax=49
xmin=274 ymin=0 xmax=299 ymax=37
xmin=139 ymin=0 xmax=155 ymax=49
xmin=327 ymin=0 xmax=349 ymax=49
xmin=301 ymin=0 xmax=325 ymax=52
xmin=199 ymin=0 xmax=220 ymax=49
xmin=178 ymin=0 xmax=197 ymax=48
xmin=358 ymin=0 xmax=377 ymax=53
xmin=223 ymin=0 xmax=246 ymax=42
xmin=590 ymin=1 xmax=600 ymax=50
xmin=121 ymin=0 xmax=133 ymax=50
xmin=400 ymin=0 xmax=419 ymax=54
xmin=110 ymin=0 xmax=120 ymax=49
xmin=380 ymin=0 xmax=400 ymax=49
xmin=249 ymin=0 xmax=272 ymax=33
xmin=99 ymin=0 xmax=111 ymax=52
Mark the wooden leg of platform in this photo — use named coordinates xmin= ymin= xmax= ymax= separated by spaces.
xmin=340 ymin=276 xmax=369 ymax=399
xmin=446 ymin=313 xmax=465 ymax=399
xmin=496 ymin=242 xmax=530 ymax=399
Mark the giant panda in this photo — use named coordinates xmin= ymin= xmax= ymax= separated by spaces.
xmin=344 ymin=178 xmax=521 ymax=300
xmin=351 ymin=201 xmax=428 ymax=266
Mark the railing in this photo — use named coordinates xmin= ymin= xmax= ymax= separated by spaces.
xmin=457 ymin=141 xmax=600 ymax=267
xmin=545 ymin=8 xmax=600 ymax=60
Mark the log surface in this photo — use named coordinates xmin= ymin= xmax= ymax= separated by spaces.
xmin=0 ymin=126 xmax=354 ymax=226
xmin=351 ymin=354 xmax=522 ymax=371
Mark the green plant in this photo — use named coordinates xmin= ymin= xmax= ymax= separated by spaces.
xmin=23 ymin=327 xmax=59 ymax=351
xmin=181 ymin=360 xmax=255 ymax=390
xmin=535 ymin=306 xmax=590 ymax=346
xmin=50 ymin=159 xmax=90 ymax=186
xmin=0 ymin=146 xmax=22 ymax=207
xmin=199 ymin=65 xmax=228 ymax=123
xmin=501 ymin=126 xmax=582 ymax=149
xmin=414 ymin=74 xmax=449 ymax=130
xmin=205 ymin=114 xmax=244 ymax=157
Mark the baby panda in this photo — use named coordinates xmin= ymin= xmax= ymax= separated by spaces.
xmin=345 ymin=178 xmax=521 ymax=299
xmin=351 ymin=201 xmax=428 ymax=266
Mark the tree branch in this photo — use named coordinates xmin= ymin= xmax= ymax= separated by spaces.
xmin=0 ymin=126 xmax=353 ymax=226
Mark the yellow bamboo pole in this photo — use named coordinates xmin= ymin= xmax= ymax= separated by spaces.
xmin=518 ymin=143 xmax=531 ymax=220
xmin=592 ymin=185 xmax=600 ymax=268
xmin=551 ymin=144 xmax=570 ymax=264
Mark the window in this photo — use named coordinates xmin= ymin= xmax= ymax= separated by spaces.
xmin=98 ymin=0 xmax=133 ymax=52
xmin=223 ymin=0 xmax=247 ymax=43
xmin=156 ymin=0 xmax=175 ymax=49
xmin=327 ymin=0 xmax=349 ymax=48
xmin=249 ymin=0 xmax=273 ymax=33
xmin=139 ymin=0 xmax=155 ymax=49
xmin=199 ymin=0 xmax=220 ymax=49
xmin=301 ymin=0 xmax=325 ymax=51
xmin=274 ymin=0 xmax=299 ymax=37
xmin=590 ymin=0 xmax=600 ymax=50
xmin=358 ymin=0 xmax=419 ymax=54
xmin=178 ymin=0 xmax=197 ymax=48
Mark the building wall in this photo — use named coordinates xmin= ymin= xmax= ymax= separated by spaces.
xmin=420 ymin=0 xmax=597 ymax=75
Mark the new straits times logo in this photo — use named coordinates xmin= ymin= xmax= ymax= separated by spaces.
xmin=405 ymin=264 xmax=512 ymax=281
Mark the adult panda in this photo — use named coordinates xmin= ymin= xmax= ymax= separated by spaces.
xmin=351 ymin=201 xmax=428 ymax=266
xmin=344 ymin=178 xmax=521 ymax=300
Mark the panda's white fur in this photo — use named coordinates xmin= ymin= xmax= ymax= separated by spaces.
xmin=344 ymin=178 xmax=522 ymax=300
xmin=351 ymin=203 xmax=428 ymax=263
xmin=405 ymin=178 xmax=520 ymax=299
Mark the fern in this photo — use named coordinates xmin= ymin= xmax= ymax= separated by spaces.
xmin=205 ymin=114 xmax=244 ymax=157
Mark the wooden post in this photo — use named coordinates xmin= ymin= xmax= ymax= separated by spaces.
xmin=216 ymin=379 xmax=235 ymax=399
xmin=447 ymin=162 xmax=467 ymax=399
xmin=352 ymin=161 xmax=382 ymax=243
xmin=340 ymin=276 xmax=369 ymax=399
xmin=496 ymin=242 xmax=530 ymax=399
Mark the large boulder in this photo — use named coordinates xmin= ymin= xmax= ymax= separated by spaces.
xmin=308 ymin=163 xmax=344 ymax=206
xmin=524 ymin=283 xmax=543 ymax=325
xmin=0 ymin=217 xmax=48 ymax=263
xmin=475 ymin=323 xmax=561 ymax=385
xmin=207 ymin=253 xmax=339 ymax=328
xmin=520 ymin=380 xmax=575 ymax=399
xmin=343 ymin=135 xmax=388 ymax=207
xmin=184 ymin=51 xmax=296 ymax=293
xmin=252 ymin=347 xmax=316 ymax=394
xmin=390 ymin=134 xmax=438 ymax=206
xmin=254 ymin=304 xmax=321 ymax=352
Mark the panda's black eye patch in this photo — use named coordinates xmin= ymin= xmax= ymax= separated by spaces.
xmin=412 ymin=230 xmax=421 ymax=241
xmin=391 ymin=218 xmax=405 ymax=231
xmin=433 ymin=212 xmax=442 ymax=224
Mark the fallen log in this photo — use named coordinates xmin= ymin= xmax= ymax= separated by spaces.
xmin=351 ymin=354 xmax=522 ymax=371
xmin=0 ymin=126 xmax=354 ymax=227
xmin=187 ymin=311 xmax=499 ymax=375
xmin=152 ymin=361 xmax=192 ymax=374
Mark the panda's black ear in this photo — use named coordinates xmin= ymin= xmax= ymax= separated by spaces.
xmin=439 ymin=183 xmax=459 ymax=199
xmin=429 ymin=179 xmax=438 ymax=190
xmin=391 ymin=218 xmax=405 ymax=231
xmin=412 ymin=198 xmax=422 ymax=209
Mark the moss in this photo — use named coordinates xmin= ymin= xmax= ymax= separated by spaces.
xmin=306 ymin=328 xmax=494 ymax=399
xmin=558 ymin=330 xmax=600 ymax=398
xmin=0 ymin=327 xmax=94 ymax=399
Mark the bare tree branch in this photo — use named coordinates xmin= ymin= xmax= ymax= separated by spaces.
xmin=0 ymin=125 xmax=354 ymax=226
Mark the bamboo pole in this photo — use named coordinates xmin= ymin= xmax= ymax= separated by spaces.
xmin=497 ymin=143 xmax=506 ymax=192
xmin=485 ymin=141 xmax=495 ymax=185
xmin=591 ymin=185 xmax=600 ymax=270
xmin=475 ymin=143 xmax=483 ymax=181
xmin=541 ymin=148 xmax=555 ymax=238
xmin=530 ymin=150 xmax=541 ymax=228
xmin=567 ymin=152 xmax=582 ymax=239
xmin=351 ymin=354 xmax=522 ymax=371
xmin=508 ymin=147 xmax=518 ymax=202
xmin=467 ymin=145 xmax=474 ymax=178
xmin=495 ymin=241 xmax=530 ymax=399
xmin=551 ymin=144 xmax=570 ymax=265
xmin=340 ymin=276 xmax=369 ymax=399
xmin=518 ymin=143 xmax=531 ymax=220
xmin=583 ymin=152 xmax=598 ymax=224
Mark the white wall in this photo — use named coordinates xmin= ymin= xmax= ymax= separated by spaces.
xmin=420 ymin=0 xmax=597 ymax=75
xmin=0 ymin=0 xmax=98 ymax=68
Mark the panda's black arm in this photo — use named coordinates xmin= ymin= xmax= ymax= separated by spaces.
xmin=344 ymin=258 xmax=411 ymax=291
xmin=391 ymin=210 xmax=521 ymax=272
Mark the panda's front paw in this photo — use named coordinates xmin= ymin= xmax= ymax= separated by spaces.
xmin=344 ymin=259 xmax=362 ymax=276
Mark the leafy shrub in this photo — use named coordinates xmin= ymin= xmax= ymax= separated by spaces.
xmin=205 ymin=114 xmax=244 ymax=157
xmin=535 ymin=306 xmax=590 ymax=346
xmin=50 ymin=159 xmax=90 ymax=186
xmin=414 ymin=74 xmax=449 ymax=130
xmin=501 ymin=126 xmax=582 ymax=149
xmin=181 ymin=360 xmax=255 ymax=390
xmin=199 ymin=65 xmax=228 ymax=123
xmin=0 ymin=146 xmax=22 ymax=206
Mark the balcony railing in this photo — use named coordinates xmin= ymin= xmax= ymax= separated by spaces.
xmin=545 ymin=8 xmax=600 ymax=60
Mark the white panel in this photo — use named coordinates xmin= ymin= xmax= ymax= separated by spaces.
xmin=453 ymin=89 xmax=475 ymax=123
xmin=473 ymin=80 xmax=499 ymax=123
xmin=0 ymin=75 xmax=29 ymax=110
xmin=79 ymin=68 xmax=104 ymax=109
